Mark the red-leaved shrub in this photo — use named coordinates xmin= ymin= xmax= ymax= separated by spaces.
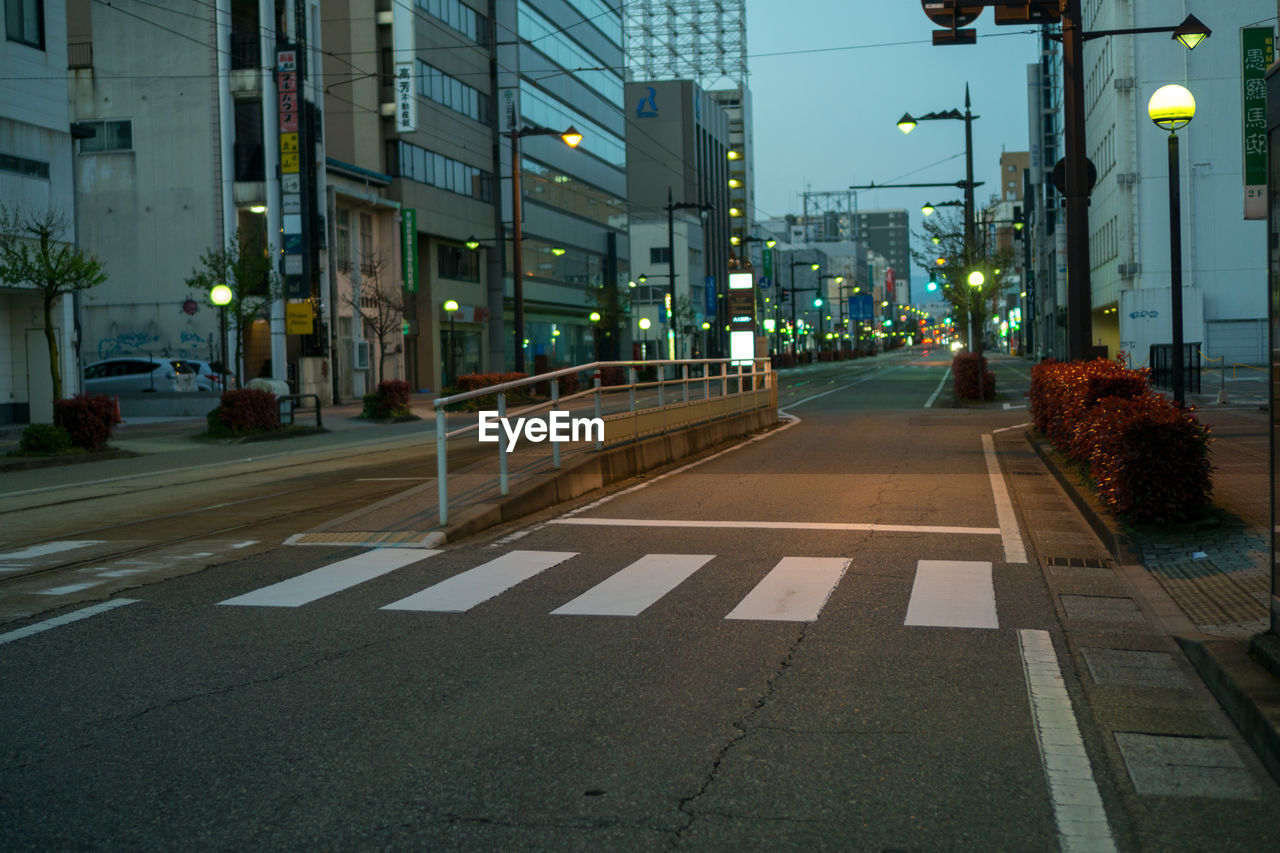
xmin=1029 ymin=357 xmax=1212 ymax=524
xmin=362 ymin=379 xmax=412 ymax=419
xmin=54 ymin=394 xmax=120 ymax=450
xmin=449 ymin=372 xmax=530 ymax=408
xmin=952 ymin=352 xmax=996 ymax=400
xmin=207 ymin=388 xmax=279 ymax=436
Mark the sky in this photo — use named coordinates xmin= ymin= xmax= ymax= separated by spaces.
xmin=742 ymin=2 xmax=1045 ymax=295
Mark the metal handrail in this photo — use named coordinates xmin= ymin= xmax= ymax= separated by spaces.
xmin=433 ymin=357 xmax=772 ymax=525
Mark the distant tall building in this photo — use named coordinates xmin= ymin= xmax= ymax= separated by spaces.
xmin=855 ymin=210 xmax=911 ymax=303
xmin=626 ymin=80 xmax=731 ymax=358
xmin=624 ymin=1 xmax=754 ymax=252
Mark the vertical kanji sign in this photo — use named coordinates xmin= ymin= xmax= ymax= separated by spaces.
xmin=396 ymin=63 xmax=416 ymax=134
xmin=1243 ymin=27 xmax=1274 ymax=220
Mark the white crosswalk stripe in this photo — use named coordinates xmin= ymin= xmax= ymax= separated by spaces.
xmin=903 ymin=560 xmax=998 ymax=629
xmin=219 ymin=548 xmax=440 ymax=607
xmin=725 ymin=557 xmax=851 ymax=622
xmin=210 ymin=550 xmax=1006 ymax=627
xmin=381 ymin=549 xmax=577 ymax=613
xmin=552 ymin=553 xmax=714 ymax=617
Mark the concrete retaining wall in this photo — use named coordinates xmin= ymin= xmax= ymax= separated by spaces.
xmin=443 ymin=405 xmax=778 ymax=542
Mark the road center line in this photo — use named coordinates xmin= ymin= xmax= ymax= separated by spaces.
xmin=983 ymin=433 xmax=1028 ymax=563
xmin=549 ymin=518 xmax=1001 ymax=535
xmin=924 ymin=366 xmax=951 ymax=409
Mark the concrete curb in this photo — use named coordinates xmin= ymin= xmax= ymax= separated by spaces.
xmin=1021 ymin=428 xmax=1280 ymax=787
xmin=440 ymin=407 xmax=778 ymax=543
xmin=1174 ymin=633 xmax=1280 ymax=786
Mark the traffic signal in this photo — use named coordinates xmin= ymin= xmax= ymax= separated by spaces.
xmin=780 ymin=288 xmax=790 ymax=300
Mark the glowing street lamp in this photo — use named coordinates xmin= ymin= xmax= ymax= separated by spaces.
xmin=210 ymin=283 xmax=233 ymax=389
xmin=1149 ymin=83 xmax=1196 ymax=403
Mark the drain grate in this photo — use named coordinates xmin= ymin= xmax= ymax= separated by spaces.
xmin=1044 ymin=555 xmax=1112 ymax=569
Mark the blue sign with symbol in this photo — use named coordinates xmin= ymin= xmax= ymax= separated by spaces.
xmin=850 ymin=292 xmax=874 ymax=322
xmin=705 ymin=276 xmax=717 ymax=316
xmin=759 ymin=276 xmax=771 ymax=289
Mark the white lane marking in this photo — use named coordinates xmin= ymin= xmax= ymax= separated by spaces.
xmin=381 ymin=550 xmax=577 ymax=613
xmin=550 ymin=518 xmax=1001 ymax=536
xmin=925 ymin=366 xmax=952 ymax=409
xmin=1019 ymin=629 xmax=1117 ymax=853
xmin=725 ymin=557 xmax=850 ymax=622
xmin=552 ymin=553 xmax=715 ymax=617
xmin=982 ymin=433 xmax=1028 ymax=563
xmin=0 ymin=599 xmax=139 ymax=645
xmin=904 ymin=560 xmax=997 ymax=629
xmin=36 ymin=582 xmax=104 ymax=596
xmin=992 ymin=422 xmax=1031 ymax=435
xmin=1002 ymin=402 xmax=1028 ymax=410
xmin=230 ymin=541 xmax=257 ymax=549
xmin=219 ymin=548 xmax=438 ymax=607
xmin=0 ymin=540 xmax=105 ymax=567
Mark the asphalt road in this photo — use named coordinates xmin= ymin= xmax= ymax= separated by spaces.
xmin=2 ymin=351 xmax=1278 ymax=851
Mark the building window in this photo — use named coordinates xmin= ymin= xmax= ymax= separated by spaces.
xmin=79 ymin=120 xmax=133 ymax=152
xmin=438 ymin=245 xmax=480 ymax=282
xmin=358 ymin=212 xmax=373 ymax=270
xmin=6 ymin=0 xmax=44 ymax=49
xmin=0 ymin=151 xmax=49 ymax=179
xmin=392 ymin=141 xmax=492 ymax=202
xmin=650 ymin=247 xmax=671 ymax=264
xmin=336 ymin=208 xmax=351 ymax=272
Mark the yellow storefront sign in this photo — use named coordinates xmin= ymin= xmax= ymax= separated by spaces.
xmin=281 ymin=152 xmax=299 ymax=173
xmin=286 ymin=302 xmax=313 ymax=335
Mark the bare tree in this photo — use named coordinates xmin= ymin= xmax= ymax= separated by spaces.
xmin=0 ymin=205 xmax=107 ymax=405
xmin=343 ymin=250 xmax=403 ymax=384
xmin=185 ymin=228 xmax=283 ymax=388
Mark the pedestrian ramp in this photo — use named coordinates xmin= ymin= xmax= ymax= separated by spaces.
xmin=215 ymin=549 xmax=1000 ymax=628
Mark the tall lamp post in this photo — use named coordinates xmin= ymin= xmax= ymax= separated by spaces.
xmin=209 ymin=284 xmax=233 ymax=390
xmin=638 ymin=317 xmax=651 ymax=360
xmin=1148 ymin=83 xmax=1196 ymax=404
xmin=817 ymin=274 xmax=843 ymax=352
xmin=898 ymin=86 xmax=978 ymax=280
xmin=442 ymin=299 xmax=459 ymax=388
xmin=666 ymin=188 xmax=713 ymax=360
xmin=507 ymin=116 xmax=582 ymax=373
xmin=788 ymin=260 xmax=820 ymax=355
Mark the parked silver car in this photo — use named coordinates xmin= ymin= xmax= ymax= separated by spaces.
xmin=170 ymin=359 xmax=226 ymax=392
xmin=84 ymin=357 xmax=185 ymax=394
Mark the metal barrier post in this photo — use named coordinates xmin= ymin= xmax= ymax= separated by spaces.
xmin=436 ymin=406 xmax=448 ymax=526
xmin=498 ymin=392 xmax=509 ymax=495
xmin=682 ymin=364 xmax=689 ymax=403
xmin=551 ymin=378 xmax=561 ymax=470
xmin=630 ymin=366 xmax=638 ymax=442
xmin=593 ymin=372 xmax=603 ymax=450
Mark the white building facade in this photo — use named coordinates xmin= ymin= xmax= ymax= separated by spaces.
xmin=0 ymin=1 xmax=78 ymax=424
xmin=1085 ymin=0 xmax=1272 ymax=365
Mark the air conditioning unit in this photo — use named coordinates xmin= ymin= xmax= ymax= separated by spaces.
xmin=1118 ymin=263 xmax=1139 ymax=277
xmin=353 ymin=339 xmax=370 ymax=370
xmin=1114 ymin=77 xmax=1136 ymax=91
xmin=1117 ymin=172 xmax=1138 ymax=186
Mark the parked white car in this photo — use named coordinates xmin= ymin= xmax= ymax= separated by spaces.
xmin=84 ymin=357 xmax=185 ymax=394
